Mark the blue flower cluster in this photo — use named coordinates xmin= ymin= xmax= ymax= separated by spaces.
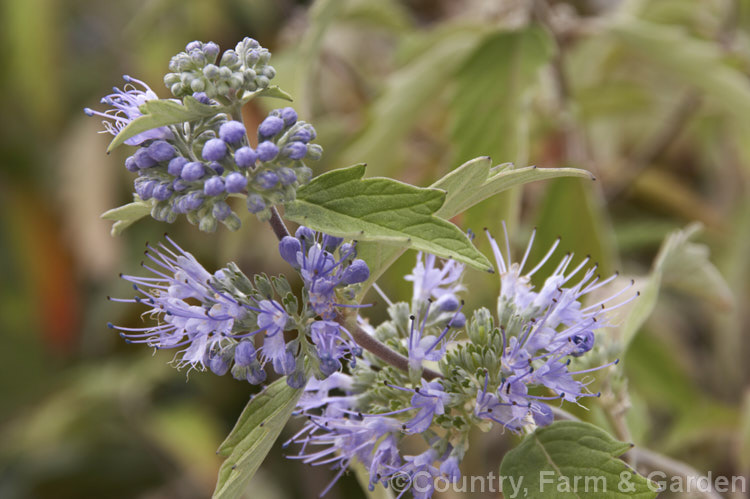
xmin=107 ymin=237 xmax=302 ymax=385
xmin=279 ymin=226 xmax=370 ymax=377
xmin=285 ymin=230 xmax=631 ymax=498
xmin=109 ymin=228 xmax=371 ymax=388
xmin=164 ymin=38 xmax=276 ymax=99
xmin=86 ymin=40 xmax=322 ymax=230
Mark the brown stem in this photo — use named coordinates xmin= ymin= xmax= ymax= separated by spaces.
xmin=268 ymin=206 xmax=291 ymax=239
xmin=345 ymin=313 xmax=442 ymax=381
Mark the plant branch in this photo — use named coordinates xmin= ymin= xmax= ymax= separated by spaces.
xmin=266 ymin=208 xmax=442 ymax=381
xmin=268 ymin=206 xmax=291 ymax=239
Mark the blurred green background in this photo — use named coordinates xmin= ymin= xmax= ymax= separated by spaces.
xmin=1 ymin=0 xmax=750 ymax=497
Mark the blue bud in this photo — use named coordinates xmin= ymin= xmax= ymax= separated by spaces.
xmin=291 ymin=127 xmax=313 ymax=143
xmin=273 ymin=346 xmax=297 ymax=376
xmin=153 ymin=183 xmax=173 ymax=201
xmin=292 ymin=124 xmax=316 ymax=143
xmin=181 ymin=161 xmax=205 ymax=181
xmin=280 ymin=107 xmax=297 ymax=126
xmin=219 ymin=121 xmax=247 ymax=144
xmin=192 ymin=92 xmax=210 ymax=104
xmin=319 ymin=356 xmax=341 ymax=377
xmin=279 ymin=236 xmax=301 ymax=267
xmin=246 ymin=194 xmax=266 ymax=213
xmin=134 ymin=148 xmax=157 ymax=169
xmin=147 ymin=140 xmax=176 ymax=162
xmin=203 ymin=176 xmax=225 ymax=196
xmin=256 ymin=170 xmax=278 ymax=190
xmin=246 ymin=365 xmax=267 ymax=385
xmin=224 ymin=172 xmax=248 ymax=193
xmin=341 ymin=259 xmax=369 ymax=285
xmin=571 ymin=331 xmax=595 ymax=357
xmin=436 ymin=294 xmax=460 ymax=312
xmin=234 ymin=146 xmax=257 ymax=168
xmin=295 ymin=226 xmax=315 ymax=243
xmin=135 ymin=179 xmax=157 ymax=200
xmin=286 ymin=369 xmax=308 ymax=389
xmin=322 ymin=235 xmax=343 ymax=251
xmin=186 ymin=40 xmax=202 ymax=52
xmin=306 ymin=144 xmax=323 ymax=161
xmin=202 ymin=138 xmax=227 ymax=161
xmin=124 ymin=155 xmax=139 ymax=172
xmin=210 ymin=161 xmax=224 ymax=176
xmin=203 ymin=41 xmax=220 ymax=61
xmin=283 ymin=142 xmax=307 ymax=160
xmin=235 ymin=341 xmax=257 ymax=366
xmin=532 ymin=403 xmax=553 ymax=426
xmin=203 ymin=64 xmax=219 ymax=78
xmin=277 ymin=167 xmax=297 ymax=186
xmin=258 ymin=116 xmax=284 ymax=137
xmin=256 ymin=141 xmax=279 ymax=162
xmin=340 ymin=242 xmax=356 ymax=258
xmin=184 ymin=192 xmax=204 ymax=211
xmin=449 ymin=312 xmax=466 ymax=328
xmin=167 ymin=156 xmax=188 ymax=177
xmin=213 ymin=201 xmax=232 ymax=220
xmin=207 ymin=352 xmax=230 ymax=376
xmin=172 ymin=179 xmax=189 ymax=192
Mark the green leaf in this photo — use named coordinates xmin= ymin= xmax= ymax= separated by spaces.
xmin=499 ymin=421 xmax=656 ymax=499
xmin=107 ymin=86 xmax=291 ymax=152
xmin=353 ymin=158 xmax=593 ymax=297
xmin=609 ymin=19 xmax=750 ymax=130
xmin=284 ymin=164 xmax=493 ymax=272
xmin=100 ymin=198 xmax=152 ymax=236
xmin=432 ymin=157 xmax=593 ymax=219
xmin=449 ymin=26 xmax=553 ymax=237
xmin=529 ymin=178 xmax=619 ymax=283
xmin=620 ymin=223 xmax=732 ymax=348
xmin=107 ymin=96 xmax=219 ymax=152
xmin=340 ymin=25 xmax=487 ymax=174
xmin=240 ymin=85 xmax=294 ymax=105
xmin=450 ymin=27 xmax=553 ymax=167
xmin=212 ymin=378 xmax=302 ymax=498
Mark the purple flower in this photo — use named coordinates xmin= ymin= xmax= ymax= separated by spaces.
xmin=107 ymin=237 xmax=246 ymax=371
xmin=278 ymin=228 xmax=369 ymax=320
xmin=403 ymin=380 xmax=450 ymax=434
xmin=467 ymin=225 xmax=631 ymax=431
xmin=84 ymin=75 xmax=173 ymax=145
xmin=405 ymin=252 xmax=465 ymax=306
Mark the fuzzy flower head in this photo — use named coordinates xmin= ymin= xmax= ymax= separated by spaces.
xmin=279 ymin=226 xmax=369 ymax=320
xmin=84 ymin=75 xmax=173 ymax=146
xmin=108 ymin=237 xmax=298 ymax=384
xmin=442 ymin=225 xmax=636 ymax=432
